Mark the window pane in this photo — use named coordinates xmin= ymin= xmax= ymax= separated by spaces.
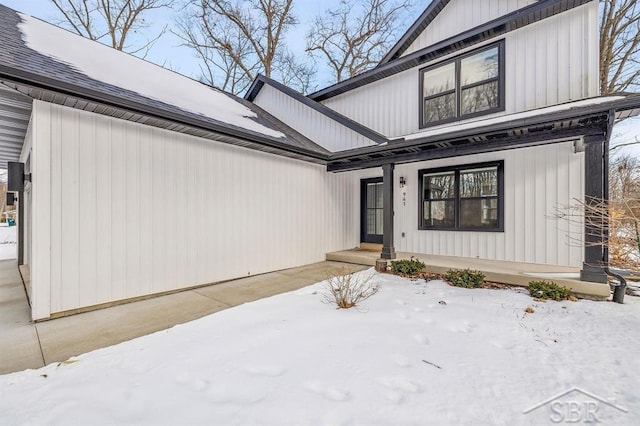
xmin=367 ymin=209 xmax=376 ymax=234
xmin=375 ymin=182 xmax=383 ymax=208
xmin=423 ymin=172 xmax=455 ymax=199
xmin=461 ymin=81 xmax=498 ymax=115
xmin=424 ymin=200 xmax=455 ymax=227
xmin=424 ymin=93 xmax=456 ymax=124
xmin=423 ymin=62 xmax=456 ymax=96
xmin=375 ymin=209 xmax=384 ymax=235
xmin=460 ymin=167 xmax=498 ymax=198
xmin=367 ymin=183 xmax=376 ymax=208
xmin=460 ymin=47 xmax=499 ymax=86
xmin=460 ymin=198 xmax=498 ymax=228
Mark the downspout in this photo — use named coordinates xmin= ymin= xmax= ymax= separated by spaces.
xmin=602 ymin=109 xmax=627 ymax=303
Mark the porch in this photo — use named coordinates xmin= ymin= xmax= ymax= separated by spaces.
xmin=327 ymin=248 xmax=611 ymax=299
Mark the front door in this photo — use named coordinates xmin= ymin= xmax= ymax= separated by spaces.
xmin=361 ymin=178 xmax=383 ymax=244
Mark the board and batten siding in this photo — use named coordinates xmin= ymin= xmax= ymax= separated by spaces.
xmin=321 ymin=3 xmax=599 ymax=139
xmin=392 ymin=141 xmax=584 ymax=266
xmin=401 ymin=0 xmax=537 ymax=57
xmin=27 ymin=100 xmax=363 ymax=320
xmin=253 ymin=84 xmax=377 ymax=152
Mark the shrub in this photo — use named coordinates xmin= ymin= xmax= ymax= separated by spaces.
xmin=528 ymin=280 xmax=572 ymax=301
xmin=444 ymin=269 xmax=485 ymax=288
xmin=390 ymin=257 xmax=426 ymax=276
xmin=323 ymin=268 xmax=379 ymax=309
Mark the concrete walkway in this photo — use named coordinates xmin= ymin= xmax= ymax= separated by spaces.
xmin=0 ymin=260 xmax=367 ymax=375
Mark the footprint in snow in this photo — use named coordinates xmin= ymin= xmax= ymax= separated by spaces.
xmin=305 ymin=381 xmax=351 ymax=401
xmin=207 ymin=385 xmax=267 ymax=404
xmin=490 ymin=340 xmax=516 ymax=350
xmin=395 ymin=310 xmax=410 ymax=319
xmin=377 ymin=377 xmax=422 ymax=393
xmin=412 ymin=333 xmax=430 ymax=345
xmin=242 ymin=365 xmax=286 ymax=377
xmin=385 ymin=390 xmax=405 ymax=404
xmin=448 ymin=321 xmax=478 ymax=334
xmin=396 ymin=299 xmax=408 ymax=306
xmin=392 ymin=354 xmax=411 ymax=367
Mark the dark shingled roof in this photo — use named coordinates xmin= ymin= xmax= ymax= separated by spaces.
xmin=0 ymin=4 xmax=331 ymax=162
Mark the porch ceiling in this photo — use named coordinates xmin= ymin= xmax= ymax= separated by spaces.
xmin=0 ymin=83 xmax=30 ymax=169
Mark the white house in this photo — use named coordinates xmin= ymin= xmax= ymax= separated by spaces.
xmin=0 ymin=0 xmax=639 ymax=320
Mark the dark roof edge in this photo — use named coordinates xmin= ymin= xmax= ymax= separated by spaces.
xmin=378 ymin=0 xmax=450 ymax=66
xmin=310 ymin=0 xmax=594 ymax=102
xmin=245 ymin=74 xmax=390 ymax=145
xmin=0 ymin=65 xmax=330 ymax=162
xmin=329 ymin=95 xmax=640 ymax=161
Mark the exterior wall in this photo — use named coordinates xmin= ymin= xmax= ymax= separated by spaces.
xmin=253 ymin=84 xmax=377 ymax=152
xmin=28 ymin=101 xmax=364 ymax=320
xmin=402 ymin=0 xmax=537 ymax=57
xmin=389 ymin=141 xmax=584 ymax=266
xmin=321 ymin=3 xmax=599 ymax=139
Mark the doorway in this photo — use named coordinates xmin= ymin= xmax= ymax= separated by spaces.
xmin=360 ymin=177 xmax=384 ymax=244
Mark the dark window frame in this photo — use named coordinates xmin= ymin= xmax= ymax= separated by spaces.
xmin=419 ymin=40 xmax=506 ymax=128
xmin=418 ymin=161 xmax=504 ymax=232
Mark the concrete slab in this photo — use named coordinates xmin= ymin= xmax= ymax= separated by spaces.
xmin=0 ymin=325 xmax=44 ymax=374
xmin=0 ymin=259 xmax=44 ymax=374
xmin=0 ymin=260 xmax=368 ymax=375
xmin=36 ymin=290 xmax=229 ymax=363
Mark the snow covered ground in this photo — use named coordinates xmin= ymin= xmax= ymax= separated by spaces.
xmin=0 ymin=226 xmax=17 ymax=260
xmin=1 ymin=271 xmax=639 ymax=425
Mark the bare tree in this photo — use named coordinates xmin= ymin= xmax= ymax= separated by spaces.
xmin=600 ymin=0 xmax=640 ymax=94
xmin=306 ymin=0 xmax=413 ymax=83
xmin=49 ymin=0 xmax=174 ymax=56
xmin=176 ymin=0 xmax=313 ymax=94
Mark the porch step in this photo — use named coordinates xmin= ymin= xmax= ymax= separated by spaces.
xmin=326 ymin=249 xmax=611 ymax=300
xmin=359 ymin=243 xmax=382 ymax=252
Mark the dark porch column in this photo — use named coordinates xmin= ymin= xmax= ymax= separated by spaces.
xmin=580 ymin=134 xmax=607 ymax=283
xmin=381 ymin=163 xmax=396 ymax=260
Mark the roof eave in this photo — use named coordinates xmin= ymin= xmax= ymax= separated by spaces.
xmin=0 ymin=66 xmax=331 ymax=163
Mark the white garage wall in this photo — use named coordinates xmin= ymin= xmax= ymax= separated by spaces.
xmin=29 ymin=101 xmax=364 ymax=320
xmin=392 ymin=141 xmax=585 ymax=266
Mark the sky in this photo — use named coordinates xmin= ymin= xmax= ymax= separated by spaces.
xmin=0 ymin=0 xmax=380 ymax=88
xmin=0 ymin=0 xmax=639 ymax=156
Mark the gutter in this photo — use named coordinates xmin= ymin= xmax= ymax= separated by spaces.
xmin=602 ymin=109 xmax=627 ymax=303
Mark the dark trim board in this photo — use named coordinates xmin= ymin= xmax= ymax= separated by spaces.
xmin=379 ymin=0 xmax=451 ymax=65
xmin=327 ymin=112 xmax=611 ymax=172
xmin=309 ymin=0 xmax=594 ymax=102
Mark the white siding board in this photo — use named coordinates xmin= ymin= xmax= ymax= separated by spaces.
xmin=253 ymin=84 xmax=377 ymax=152
xmin=393 ymin=142 xmax=584 ymax=266
xmin=402 ymin=0 xmax=537 ymax=57
xmin=322 ymin=4 xmax=598 ymax=139
xmin=29 ymin=102 xmax=364 ymax=319
xmin=30 ymin=102 xmax=52 ymax=320
xmin=78 ymin=111 xmax=97 ymax=308
xmin=95 ymin=117 xmax=112 ymax=304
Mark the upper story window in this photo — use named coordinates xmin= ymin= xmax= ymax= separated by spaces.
xmin=420 ymin=41 xmax=505 ymax=128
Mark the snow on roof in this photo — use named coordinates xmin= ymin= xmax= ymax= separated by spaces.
xmin=17 ymin=14 xmax=285 ymax=139
xmin=399 ymin=96 xmax=626 ymax=141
